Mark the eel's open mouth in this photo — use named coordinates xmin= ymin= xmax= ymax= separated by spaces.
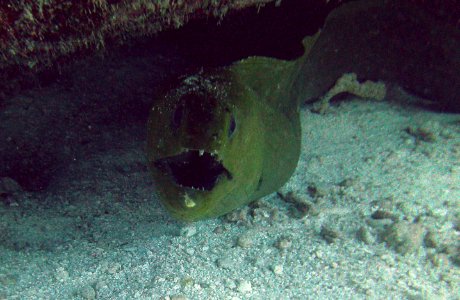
xmin=154 ymin=150 xmax=232 ymax=191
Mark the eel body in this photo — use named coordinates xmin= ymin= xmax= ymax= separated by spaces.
xmin=147 ymin=0 xmax=459 ymax=221
xmin=146 ymin=55 xmax=305 ymax=221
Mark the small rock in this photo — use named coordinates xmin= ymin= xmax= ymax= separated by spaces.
xmin=314 ymin=250 xmax=323 ymax=259
xmin=180 ymin=226 xmax=197 ymax=237
xmin=170 ymin=295 xmax=188 ymax=300
xmin=307 ymin=183 xmax=327 ymax=198
xmin=95 ymin=280 xmax=108 ymax=291
xmin=451 ymin=247 xmax=460 ymax=266
xmin=237 ymin=233 xmax=253 ymax=248
xmin=55 ymin=267 xmax=69 ymax=282
xmin=275 ymin=237 xmax=292 ymax=250
xmin=424 ymin=230 xmax=439 ymax=248
xmin=269 ymin=208 xmax=288 ymax=223
xmin=382 ymin=221 xmax=425 ymax=254
xmin=237 ymin=280 xmax=252 ymax=294
xmin=213 ymin=226 xmax=225 ymax=234
xmin=357 ymin=226 xmax=375 ymax=245
xmin=366 ymin=218 xmax=394 ymax=230
xmin=371 ymin=209 xmax=395 ymax=220
xmin=0 ymin=177 xmax=22 ymax=206
xmin=107 ymin=263 xmax=121 ymax=274
xmin=0 ymin=177 xmax=22 ymax=194
xmin=180 ymin=277 xmax=194 ymax=287
xmin=252 ymin=207 xmax=272 ymax=222
xmin=79 ymin=285 xmax=96 ymax=300
xmin=216 ymin=257 xmax=233 ymax=269
xmin=225 ymin=207 xmax=250 ymax=223
xmin=0 ymin=274 xmax=17 ymax=286
xmin=272 ymin=265 xmax=283 ymax=275
xmin=439 ymin=128 xmax=454 ymax=139
xmin=185 ymin=248 xmax=195 ymax=256
xmin=396 ymin=202 xmax=416 ymax=219
xmin=277 ymin=191 xmax=318 ymax=218
xmin=406 ymin=124 xmax=437 ymax=143
xmin=429 ymin=253 xmax=450 ymax=269
xmin=224 ymin=278 xmax=236 ymax=290
xmin=365 ymin=289 xmax=375 ymax=298
xmin=320 ymin=226 xmax=340 ymax=243
xmin=338 ymin=177 xmax=356 ymax=188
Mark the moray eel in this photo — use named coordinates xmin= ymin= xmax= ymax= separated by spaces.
xmin=147 ymin=33 xmax=320 ymax=221
xmin=147 ymin=0 xmax=459 ymax=221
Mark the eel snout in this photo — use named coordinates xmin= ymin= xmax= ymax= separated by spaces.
xmin=153 ymin=149 xmax=232 ymax=191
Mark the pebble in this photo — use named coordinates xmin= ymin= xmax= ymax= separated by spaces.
xmin=237 ymin=233 xmax=253 ymax=248
xmin=357 ymin=226 xmax=375 ymax=245
xmin=423 ymin=230 xmax=438 ymax=248
xmin=382 ymin=221 xmax=425 ymax=254
xmin=365 ymin=289 xmax=375 ymax=298
xmin=169 ymin=295 xmax=188 ymax=300
xmin=338 ymin=177 xmax=356 ymax=188
xmin=80 ymin=285 xmax=96 ymax=300
xmin=371 ymin=209 xmax=395 ymax=220
xmin=180 ymin=226 xmax=197 ymax=237
xmin=428 ymin=252 xmax=450 ymax=269
xmin=96 ymin=281 xmax=109 ymax=295
xmin=405 ymin=124 xmax=437 ymax=143
xmin=225 ymin=208 xmax=250 ymax=223
xmin=55 ymin=267 xmax=69 ymax=282
xmin=272 ymin=264 xmax=283 ymax=275
xmin=276 ymin=237 xmax=292 ymax=250
xmin=320 ymin=226 xmax=340 ymax=243
xmin=278 ymin=191 xmax=318 ymax=218
xmin=0 ymin=177 xmax=22 ymax=194
xmin=237 ymin=280 xmax=252 ymax=294
xmin=107 ymin=263 xmax=121 ymax=274
xmin=213 ymin=226 xmax=225 ymax=234
xmin=224 ymin=278 xmax=236 ymax=290
xmin=307 ymin=183 xmax=327 ymax=198
xmin=216 ymin=257 xmax=233 ymax=269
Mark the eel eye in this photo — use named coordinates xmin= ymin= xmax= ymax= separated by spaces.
xmin=228 ymin=114 xmax=236 ymax=138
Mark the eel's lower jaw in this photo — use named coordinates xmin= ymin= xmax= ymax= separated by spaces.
xmin=153 ymin=149 xmax=232 ymax=192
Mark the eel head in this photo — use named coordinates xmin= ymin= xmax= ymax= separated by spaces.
xmin=147 ymin=71 xmax=264 ymax=221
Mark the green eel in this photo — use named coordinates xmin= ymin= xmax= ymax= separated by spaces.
xmin=147 ymin=33 xmax=320 ymax=221
xmin=147 ymin=0 xmax=459 ymax=221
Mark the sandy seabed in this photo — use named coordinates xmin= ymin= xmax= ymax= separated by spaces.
xmin=0 ymin=41 xmax=459 ymax=299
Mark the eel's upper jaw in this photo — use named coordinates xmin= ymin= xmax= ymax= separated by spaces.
xmin=153 ymin=149 xmax=233 ymax=191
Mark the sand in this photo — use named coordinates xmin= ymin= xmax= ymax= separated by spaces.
xmin=0 ymin=39 xmax=459 ymax=300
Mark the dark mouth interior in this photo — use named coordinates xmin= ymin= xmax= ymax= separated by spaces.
xmin=154 ymin=150 xmax=232 ymax=191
